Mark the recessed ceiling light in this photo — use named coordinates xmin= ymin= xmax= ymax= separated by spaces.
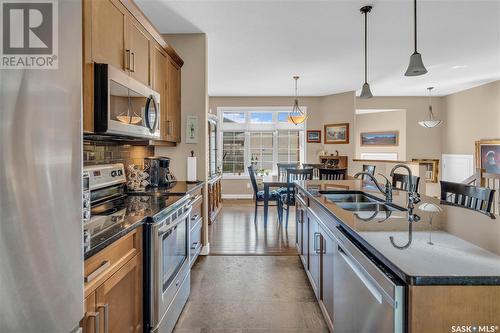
xmin=452 ymin=65 xmax=468 ymax=69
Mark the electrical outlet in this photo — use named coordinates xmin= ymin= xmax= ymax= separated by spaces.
xmin=246 ymin=183 xmax=251 ymax=189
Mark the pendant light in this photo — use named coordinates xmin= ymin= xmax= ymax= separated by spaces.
xmin=359 ymin=5 xmax=373 ymax=99
xmin=288 ymin=76 xmax=307 ymax=125
xmin=405 ymin=0 xmax=428 ymax=76
xmin=418 ymin=87 xmax=442 ymax=128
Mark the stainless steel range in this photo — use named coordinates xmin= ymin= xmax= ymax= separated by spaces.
xmin=83 ymin=163 xmax=192 ymax=333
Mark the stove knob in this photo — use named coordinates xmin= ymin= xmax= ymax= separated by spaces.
xmin=117 ymin=170 xmax=123 ymax=176
xmin=111 ymin=171 xmax=117 ymax=177
xmin=83 ymin=201 xmax=90 ymax=208
xmin=83 ymin=211 xmax=90 ymax=220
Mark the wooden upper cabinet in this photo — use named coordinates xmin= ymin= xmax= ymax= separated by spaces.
xmin=151 ymin=43 xmax=168 ymax=141
xmin=167 ymin=57 xmax=181 ymax=143
xmin=126 ymin=17 xmax=151 ymax=86
xmin=90 ymin=0 xmax=125 ymax=70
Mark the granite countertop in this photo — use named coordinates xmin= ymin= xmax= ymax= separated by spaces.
xmin=84 ymin=194 xmax=187 ymax=259
xmin=128 ymin=180 xmax=204 ymax=196
xmin=295 ymin=180 xmax=500 ymax=285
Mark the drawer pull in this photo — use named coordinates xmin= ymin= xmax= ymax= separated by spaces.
xmin=85 ymin=260 xmax=110 ymax=283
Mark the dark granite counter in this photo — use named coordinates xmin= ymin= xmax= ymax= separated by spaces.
xmin=128 ymin=180 xmax=204 ymax=196
xmin=295 ymin=180 xmax=500 ymax=285
xmin=84 ymin=194 xmax=187 ymax=259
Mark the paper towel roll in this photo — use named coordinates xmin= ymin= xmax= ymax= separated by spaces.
xmin=187 ymin=156 xmax=197 ymax=182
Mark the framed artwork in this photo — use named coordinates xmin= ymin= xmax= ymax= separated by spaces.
xmin=360 ymin=131 xmax=399 ymax=146
xmin=324 ymin=123 xmax=349 ymax=144
xmin=475 ymin=139 xmax=500 ymax=174
xmin=307 ymin=130 xmax=321 ymax=143
xmin=186 ymin=116 xmax=198 ymax=144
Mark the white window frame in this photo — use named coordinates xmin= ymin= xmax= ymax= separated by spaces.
xmin=218 ymin=107 xmax=306 ymax=179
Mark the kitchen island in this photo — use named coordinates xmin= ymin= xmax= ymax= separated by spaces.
xmin=295 ymin=180 xmax=500 ymax=333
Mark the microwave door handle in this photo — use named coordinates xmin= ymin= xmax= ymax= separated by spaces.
xmin=145 ymin=96 xmax=158 ymax=133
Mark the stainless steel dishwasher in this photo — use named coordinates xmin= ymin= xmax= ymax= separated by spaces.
xmin=332 ymin=227 xmax=404 ymax=333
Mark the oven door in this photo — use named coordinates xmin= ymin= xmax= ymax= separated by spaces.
xmin=94 ymin=63 xmax=160 ymax=139
xmin=151 ymin=204 xmax=191 ymax=328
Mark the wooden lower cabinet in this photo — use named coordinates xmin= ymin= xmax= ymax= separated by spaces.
xmin=82 ymin=228 xmax=142 ymax=333
xmin=207 ymin=175 xmax=222 ymax=224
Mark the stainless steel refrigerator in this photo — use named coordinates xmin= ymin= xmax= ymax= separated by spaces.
xmin=0 ymin=0 xmax=84 ymax=332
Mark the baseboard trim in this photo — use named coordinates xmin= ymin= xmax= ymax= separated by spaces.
xmin=222 ymin=194 xmax=253 ymax=199
xmin=200 ymin=243 xmax=210 ymax=255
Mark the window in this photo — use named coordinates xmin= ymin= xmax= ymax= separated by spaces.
xmin=219 ymin=107 xmax=306 ymax=176
xmin=222 ymin=131 xmax=245 ymax=175
xmin=278 ymin=130 xmax=300 ymax=164
xmin=250 ymin=132 xmax=274 ymax=171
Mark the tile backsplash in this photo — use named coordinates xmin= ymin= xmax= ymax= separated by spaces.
xmin=83 ymin=141 xmax=154 ymax=167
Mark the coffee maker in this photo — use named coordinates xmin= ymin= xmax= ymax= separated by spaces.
xmin=144 ymin=157 xmax=176 ymax=187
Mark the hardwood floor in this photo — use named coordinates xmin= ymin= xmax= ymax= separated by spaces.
xmin=208 ymin=201 xmax=298 ymax=255
xmin=173 ymin=256 xmax=328 ymax=333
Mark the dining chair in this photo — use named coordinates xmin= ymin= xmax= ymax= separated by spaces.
xmin=440 ymin=180 xmax=496 ymax=214
xmin=302 ymin=163 xmax=322 ymax=179
xmin=281 ymin=168 xmax=314 ymax=228
xmin=319 ymin=168 xmax=347 ymax=180
xmin=277 ymin=163 xmax=299 ymax=182
xmin=392 ymin=173 xmax=420 ymax=193
xmin=248 ymin=165 xmax=282 ymax=223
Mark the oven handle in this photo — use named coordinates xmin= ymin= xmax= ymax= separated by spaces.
xmin=158 ymin=205 xmax=192 ymax=235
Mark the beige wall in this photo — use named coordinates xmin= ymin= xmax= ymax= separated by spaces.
xmin=355 ymin=96 xmax=445 ymax=161
xmin=209 ymin=92 xmax=355 ymax=196
xmin=442 ymin=80 xmax=500 ymax=156
xmin=354 ymin=110 xmax=406 ymax=160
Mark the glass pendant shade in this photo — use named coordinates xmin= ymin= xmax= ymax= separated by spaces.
xmin=418 ymin=87 xmax=442 ymax=128
xmin=288 ymin=77 xmax=307 ymax=125
xmin=360 ymin=82 xmax=373 ymax=99
xmin=405 ymin=52 xmax=428 ymax=76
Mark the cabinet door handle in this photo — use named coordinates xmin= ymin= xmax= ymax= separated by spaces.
xmin=314 ymin=232 xmax=321 ymax=254
xmin=131 ymin=52 xmax=135 ymax=72
xmin=125 ymin=49 xmax=131 ymax=70
xmin=86 ymin=311 xmax=100 ymax=333
xmin=97 ymin=303 xmax=109 ymax=333
xmin=166 ymin=120 xmax=171 ymax=135
xmin=84 ymin=260 xmax=110 ymax=283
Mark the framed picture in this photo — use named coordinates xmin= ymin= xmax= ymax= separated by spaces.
xmin=324 ymin=123 xmax=349 ymax=144
xmin=307 ymin=130 xmax=321 ymax=143
xmin=475 ymin=139 xmax=500 ymax=174
xmin=186 ymin=116 xmax=198 ymax=144
xmin=360 ymin=131 xmax=399 ymax=146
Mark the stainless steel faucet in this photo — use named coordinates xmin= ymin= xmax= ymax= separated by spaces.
xmin=389 ymin=164 xmax=421 ymax=209
xmin=353 ymin=172 xmax=393 ymax=202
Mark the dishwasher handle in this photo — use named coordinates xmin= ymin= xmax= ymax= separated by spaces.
xmin=338 ymin=245 xmax=383 ymax=304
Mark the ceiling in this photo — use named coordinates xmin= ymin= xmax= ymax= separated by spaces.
xmin=136 ymin=0 xmax=500 ymax=97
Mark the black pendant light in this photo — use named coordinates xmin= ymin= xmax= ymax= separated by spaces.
xmin=360 ymin=5 xmax=373 ymax=99
xmin=405 ymin=0 xmax=428 ymax=76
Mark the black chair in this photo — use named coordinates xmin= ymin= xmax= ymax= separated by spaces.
xmin=392 ymin=173 xmax=420 ymax=193
xmin=248 ymin=165 xmax=282 ymax=223
xmin=440 ymin=180 xmax=496 ymax=214
xmin=302 ymin=163 xmax=322 ymax=179
xmin=318 ymin=168 xmax=347 ymax=180
xmin=277 ymin=163 xmax=299 ymax=182
xmin=281 ymin=168 xmax=314 ymax=228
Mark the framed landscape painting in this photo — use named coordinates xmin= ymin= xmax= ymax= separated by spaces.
xmin=475 ymin=139 xmax=500 ymax=174
xmin=324 ymin=123 xmax=349 ymax=144
xmin=360 ymin=131 xmax=399 ymax=146
xmin=307 ymin=130 xmax=321 ymax=143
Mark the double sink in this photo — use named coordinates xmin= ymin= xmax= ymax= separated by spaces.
xmin=321 ymin=191 xmax=406 ymax=213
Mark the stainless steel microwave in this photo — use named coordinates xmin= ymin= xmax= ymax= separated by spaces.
xmin=94 ymin=63 xmax=160 ymax=139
